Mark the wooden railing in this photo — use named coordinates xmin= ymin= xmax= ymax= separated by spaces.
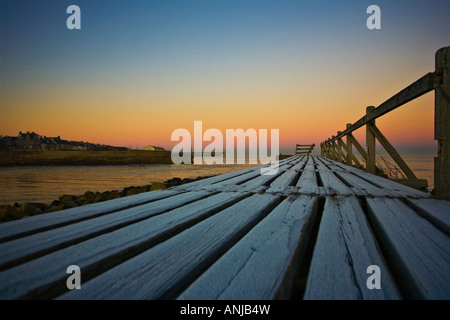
xmin=320 ymin=46 xmax=450 ymax=199
xmin=296 ymin=143 xmax=315 ymax=155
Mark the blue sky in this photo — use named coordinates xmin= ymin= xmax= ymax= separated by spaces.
xmin=3 ymin=0 xmax=448 ymax=88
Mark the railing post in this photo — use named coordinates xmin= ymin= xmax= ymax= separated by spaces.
xmin=435 ymin=46 xmax=450 ymax=199
xmin=346 ymin=123 xmax=352 ymax=165
xmin=366 ymin=106 xmax=376 ymax=174
xmin=337 ymin=132 xmax=343 ymax=162
xmin=331 ymin=136 xmax=337 ymax=160
xmin=326 ymin=140 xmax=330 ymax=158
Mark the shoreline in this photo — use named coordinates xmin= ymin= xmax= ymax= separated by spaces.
xmin=0 ymin=175 xmax=214 ymax=223
xmin=0 ymin=150 xmax=173 ymax=166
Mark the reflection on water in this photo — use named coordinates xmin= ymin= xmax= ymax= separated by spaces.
xmin=0 ymin=163 xmax=256 ymax=205
xmin=0 ymin=154 xmax=435 ymax=205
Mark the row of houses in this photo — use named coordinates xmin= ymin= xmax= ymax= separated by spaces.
xmin=0 ymin=131 xmax=129 ymax=151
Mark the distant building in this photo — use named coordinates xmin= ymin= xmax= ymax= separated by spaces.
xmin=15 ymin=131 xmax=41 ymax=150
xmin=144 ymin=145 xmax=165 ymax=151
xmin=0 ymin=131 xmax=129 ymax=151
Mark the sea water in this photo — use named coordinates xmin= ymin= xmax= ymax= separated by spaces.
xmin=0 ymin=163 xmax=256 ymax=205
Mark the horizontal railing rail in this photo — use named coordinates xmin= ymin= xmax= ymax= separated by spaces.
xmin=296 ymin=143 xmax=315 ymax=155
xmin=329 ymin=72 xmax=438 ymax=143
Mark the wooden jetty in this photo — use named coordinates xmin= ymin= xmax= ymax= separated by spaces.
xmin=0 ymin=155 xmax=449 ymax=300
xmin=0 ymin=46 xmax=449 ymax=300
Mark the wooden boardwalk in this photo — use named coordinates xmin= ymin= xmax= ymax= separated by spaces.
xmin=0 ymin=155 xmax=449 ymax=300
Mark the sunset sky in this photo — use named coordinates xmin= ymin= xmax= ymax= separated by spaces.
xmin=1 ymin=0 xmax=449 ymax=153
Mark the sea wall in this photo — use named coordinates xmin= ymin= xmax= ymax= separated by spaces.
xmin=0 ymin=150 xmax=173 ymax=166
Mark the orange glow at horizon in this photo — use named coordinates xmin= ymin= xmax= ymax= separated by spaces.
xmin=1 ymin=87 xmax=436 ymax=153
xmin=0 ymin=38 xmax=440 ymax=154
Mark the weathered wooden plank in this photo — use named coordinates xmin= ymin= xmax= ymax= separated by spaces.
xmin=333 ymin=170 xmax=392 ymax=197
xmin=0 ymin=192 xmax=246 ymax=300
xmin=169 ymin=155 xmax=298 ymax=192
xmin=170 ymin=167 xmax=262 ymax=192
xmin=266 ymin=161 xmax=305 ymax=194
xmin=227 ymin=163 xmax=292 ymax=193
xmin=178 ymin=195 xmax=318 ymax=300
xmin=353 ymin=169 xmax=428 ymax=198
xmin=366 ymin=197 xmax=450 ymax=299
xmin=285 ymin=154 xmax=304 ymax=165
xmin=176 ymin=156 xmax=298 ymax=193
xmin=58 ymin=193 xmax=281 ymax=300
xmin=0 ymin=189 xmax=182 ymax=242
xmin=405 ymin=198 xmax=450 ymax=236
xmin=318 ymin=170 xmax=354 ymax=196
xmin=315 ymin=156 xmax=332 ymax=165
xmin=0 ymin=191 xmax=211 ymax=270
xmin=295 ymin=164 xmax=319 ymax=195
xmin=314 ymin=158 xmax=330 ymax=171
xmin=327 ymin=159 xmax=430 ymax=198
xmin=181 ymin=170 xmax=262 ymax=192
xmin=304 ymin=196 xmax=400 ymax=300
xmin=269 ymin=154 xmax=300 ymax=167
xmin=285 ymin=155 xmax=303 ymax=164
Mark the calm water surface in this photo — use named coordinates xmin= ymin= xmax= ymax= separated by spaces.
xmin=0 ymin=163 xmax=256 ymax=205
